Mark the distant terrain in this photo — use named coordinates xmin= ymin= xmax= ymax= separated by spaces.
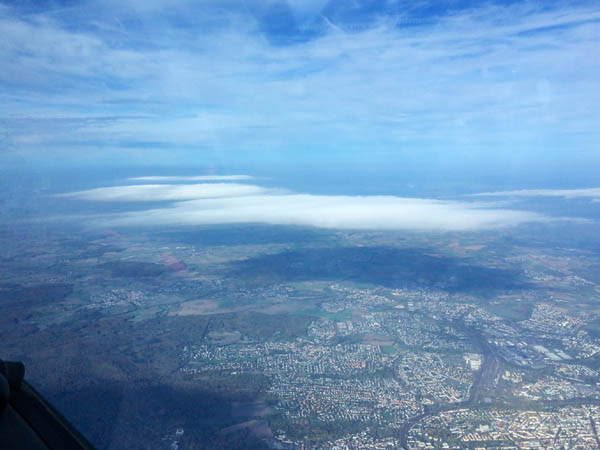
xmin=2 ymin=219 xmax=600 ymax=449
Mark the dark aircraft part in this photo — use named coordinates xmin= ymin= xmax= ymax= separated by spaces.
xmin=0 ymin=360 xmax=95 ymax=450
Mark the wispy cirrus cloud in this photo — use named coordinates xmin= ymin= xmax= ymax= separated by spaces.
xmin=59 ymin=179 xmax=548 ymax=231
xmin=1 ymin=1 xmax=599 ymax=169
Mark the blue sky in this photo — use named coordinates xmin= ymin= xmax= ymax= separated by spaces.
xmin=1 ymin=0 xmax=599 ymax=178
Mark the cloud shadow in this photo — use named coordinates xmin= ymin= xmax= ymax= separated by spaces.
xmin=229 ymin=246 xmax=529 ymax=294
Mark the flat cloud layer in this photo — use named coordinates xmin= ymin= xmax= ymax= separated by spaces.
xmin=57 ymin=183 xmax=270 ymax=201
xmin=60 ymin=181 xmax=548 ymax=231
xmin=128 ymin=175 xmax=254 ymax=182
xmin=472 ymin=188 xmax=600 ymax=199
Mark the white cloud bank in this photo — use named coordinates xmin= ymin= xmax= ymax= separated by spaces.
xmin=472 ymin=188 xmax=600 ymax=199
xmin=59 ymin=181 xmax=548 ymax=231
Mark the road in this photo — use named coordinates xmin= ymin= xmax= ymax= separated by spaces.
xmin=589 ymin=414 xmax=600 ymax=448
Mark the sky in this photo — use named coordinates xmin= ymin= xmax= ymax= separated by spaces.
xmin=1 ymin=0 xmax=599 ymax=179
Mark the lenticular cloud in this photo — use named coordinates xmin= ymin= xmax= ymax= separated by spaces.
xmin=471 ymin=187 xmax=600 ymax=200
xmin=58 ymin=179 xmax=547 ymax=231
xmin=128 ymin=175 xmax=254 ymax=182
xmin=57 ymin=183 xmax=270 ymax=201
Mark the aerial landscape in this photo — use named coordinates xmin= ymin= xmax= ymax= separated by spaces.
xmin=3 ymin=173 xmax=600 ymax=449
xmin=1 ymin=0 xmax=600 ymax=449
